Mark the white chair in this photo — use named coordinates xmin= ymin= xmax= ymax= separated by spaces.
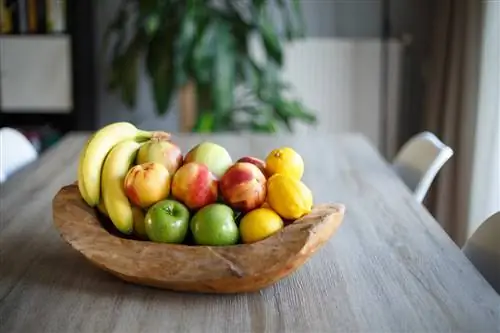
xmin=462 ymin=211 xmax=500 ymax=294
xmin=392 ymin=131 xmax=454 ymax=202
xmin=0 ymin=127 xmax=38 ymax=183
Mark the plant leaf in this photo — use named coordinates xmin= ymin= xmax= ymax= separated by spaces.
xmin=193 ymin=112 xmax=215 ymax=132
xmin=192 ymin=20 xmax=218 ymax=83
xmin=257 ymin=61 xmax=281 ymax=102
xmin=119 ymin=32 xmax=146 ymax=109
xmin=275 ymin=0 xmax=305 ymax=39
xmin=258 ymin=6 xmax=283 ymax=65
xmin=251 ymin=120 xmax=278 ymax=133
xmin=289 ymin=100 xmax=317 ymax=123
xmin=139 ymin=0 xmax=157 ymax=16
xmin=104 ymin=2 xmax=130 ymax=93
xmin=241 ymin=57 xmax=263 ymax=92
xmin=102 ymin=4 xmax=128 ymax=55
xmin=280 ymin=1 xmax=295 ymax=40
xmin=272 ymin=100 xmax=294 ymax=131
xmin=146 ymin=30 xmax=175 ymax=115
xmin=107 ymin=56 xmax=122 ymax=92
xmin=213 ymin=21 xmax=236 ymax=123
xmin=174 ymin=3 xmax=198 ymax=86
xmin=291 ymin=0 xmax=306 ymax=37
xmin=120 ymin=58 xmax=139 ymax=108
xmin=271 ymin=98 xmax=317 ymax=131
xmin=252 ymin=0 xmax=266 ymax=9
xmin=144 ymin=14 xmax=160 ymax=36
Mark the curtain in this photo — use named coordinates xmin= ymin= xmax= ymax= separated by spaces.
xmin=467 ymin=1 xmax=500 ymax=239
xmin=418 ymin=0 xmax=484 ymax=246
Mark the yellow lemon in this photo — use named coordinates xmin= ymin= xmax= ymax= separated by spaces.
xmin=239 ymin=208 xmax=284 ymax=244
xmin=265 ymin=147 xmax=304 ymax=180
xmin=267 ymin=174 xmax=313 ymax=220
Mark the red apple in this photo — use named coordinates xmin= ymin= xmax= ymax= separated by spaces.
xmin=124 ymin=162 xmax=171 ymax=208
xmin=237 ymin=156 xmax=267 ymax=177
xmin=171 ymin=162 xmax=218 ymax=210
xmin=136 ymin=138 xmax=183 ymax=175
xmin=219 ymin=162 xmax=267 ymax=212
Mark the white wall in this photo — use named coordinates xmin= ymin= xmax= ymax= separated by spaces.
xmin=256 ymin=38 xmax=403 ymax=149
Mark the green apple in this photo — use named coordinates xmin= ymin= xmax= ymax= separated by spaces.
xmin=184 ymin=142 xmax=232 ymax=178
xmin=190 ymin=203 xmax=239 ymax=246
xmin=145 ymin=200 xmax=190 ymax=244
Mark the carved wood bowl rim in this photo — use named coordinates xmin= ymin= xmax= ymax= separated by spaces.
xmin=52 ymin=183 xmax=346 ymax=294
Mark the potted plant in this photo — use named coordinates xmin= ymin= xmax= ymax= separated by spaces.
xmin=104 ymin=0 xmax=316 ymax=133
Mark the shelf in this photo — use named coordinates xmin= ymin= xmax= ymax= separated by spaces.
xmin=1 ymin=0 xmax=97 ymax=132
xmin=0 ymin=34 xmax=70 ymax=40
xmin=0 ymin=32 xmax=68 ymax=36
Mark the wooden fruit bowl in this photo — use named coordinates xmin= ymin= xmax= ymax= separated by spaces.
xmin=52 ymin=183 xmax=345 ymax=294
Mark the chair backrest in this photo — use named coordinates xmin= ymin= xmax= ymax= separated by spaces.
xmin=392 ymin=131 xmax=454 ymax=202
xmin=462 ymin=211 xmax=500 ymax=294
xmin=0 ymin=127 xmax=38 ymax=183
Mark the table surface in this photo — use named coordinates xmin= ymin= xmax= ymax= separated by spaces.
xmin=1 ymin=132 xmax=499 ymax=333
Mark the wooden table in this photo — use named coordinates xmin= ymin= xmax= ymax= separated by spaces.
xmin=1 ymin=133 xmax=499 ymax=333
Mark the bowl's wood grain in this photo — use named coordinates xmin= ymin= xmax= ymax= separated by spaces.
xmin=52 ymin=183 xmax=345 ymax=293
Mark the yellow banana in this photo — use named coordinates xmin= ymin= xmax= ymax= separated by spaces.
xmin=98 ymin=197 xmax=147 ymax=240
xmin=78 ymin=122 xmax=169 ymax=207
xmin=96 ymin=193 xmax=147 ymax=239
xmin=77 ymin=134 xmax=94 ymax=205
xmin=96 ymin=200 xmax=108 ymax=216
xmin=101 ymin=140 xmax=142 ymax=235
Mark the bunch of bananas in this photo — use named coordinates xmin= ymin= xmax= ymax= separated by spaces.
xmin=77 ymin=122 xmax=170 ymax=234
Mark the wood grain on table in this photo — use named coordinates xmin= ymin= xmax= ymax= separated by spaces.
xmin=1 ymin=133 xmax=499 ymax=333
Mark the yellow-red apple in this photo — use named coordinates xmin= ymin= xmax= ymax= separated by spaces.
xmin=219 ymin=162 xmax=267 ymax=212
xmin=136 ymin=138 xmax=183 ymax=174
xmin=124 ymin=162 xmax=171 ymax=208
xmin=237 ymin=156 xmax=267 ymax=177
xmin=171 ymin=162 xmax=218 ymax=210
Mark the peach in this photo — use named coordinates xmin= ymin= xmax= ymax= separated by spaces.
xmin=171 ymin=162 xmax=218 ymax=210
xmin=219 ymin=162 xmax=267 ymax=212
xmin=136 ymin=138 xmax=183 ymax=175
xmin=237 ymin=156 xmax=267 ymax=177
xmin=124 ymin=162 xmax=171 ymax=208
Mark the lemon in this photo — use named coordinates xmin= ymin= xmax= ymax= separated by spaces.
xmin=239 ymin=208 xmax=284 ymax=244
xmin=267 ymin=174 xmax=313 ymax=220
xmin=265 ymin=147 xmax=304 ymax=180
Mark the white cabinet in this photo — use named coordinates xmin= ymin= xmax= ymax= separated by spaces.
xmin=0 ymin=36 xmax=73 ymax=113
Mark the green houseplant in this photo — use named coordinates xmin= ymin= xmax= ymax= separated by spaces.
xmin=104 ymin=0 xmax=316 ymax=132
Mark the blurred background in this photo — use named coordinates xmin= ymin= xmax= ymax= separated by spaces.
xmin=0 ymin=0 xmax=498 ymax=245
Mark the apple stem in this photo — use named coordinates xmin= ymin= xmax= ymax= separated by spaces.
xmin=150 ymin=131 xmax=172 ymax=142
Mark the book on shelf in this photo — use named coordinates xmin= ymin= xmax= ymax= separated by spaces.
xmin=1 ymin=0 xmax=66 ymax=34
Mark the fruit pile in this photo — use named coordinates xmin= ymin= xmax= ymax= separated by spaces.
xmin=77 ymin=122 xmax=313 ymax=246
